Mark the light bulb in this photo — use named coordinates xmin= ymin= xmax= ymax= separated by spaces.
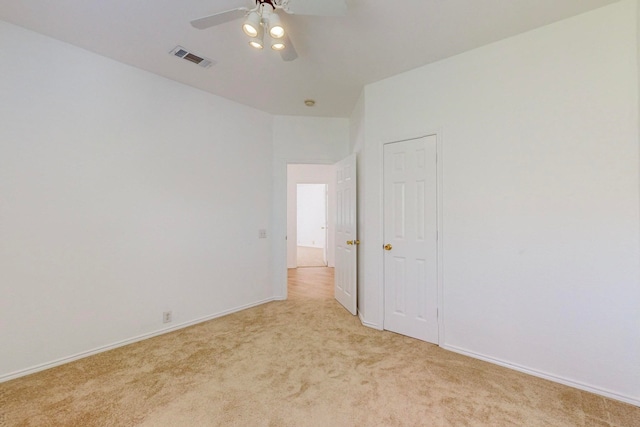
xmin=243 ymin=24 xmax=258 ymax=37
xmin=267 ymin=10 xmax=284 ymax=39
xmin=270 ymin=26 xmax=285 ymax=39
xmin=242 ymin=11 xmax=261 ymax=37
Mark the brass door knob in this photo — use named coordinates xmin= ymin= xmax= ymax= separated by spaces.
xmin=355 ymin=240 xmax=360 ymax=245
xmin=384 ymin=244 xmax=393 ymax=251
xmin=346 ymin=240 xmax=354 ymax=245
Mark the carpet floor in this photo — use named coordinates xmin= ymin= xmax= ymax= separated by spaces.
xmin=1 ymin=267 xmax=639 ymax=426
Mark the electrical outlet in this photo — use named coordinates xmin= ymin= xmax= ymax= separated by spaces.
xmin=163 ymin=311 xmax=172 ymax=323
xmin=258 ymin=229 xmax=267 ymax=239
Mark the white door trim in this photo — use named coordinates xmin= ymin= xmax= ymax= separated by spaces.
xmin=379 ymin=130 xmax=444 ymax=344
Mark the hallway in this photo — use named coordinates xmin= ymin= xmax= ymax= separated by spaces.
xmin=288 ymin=267 xmax=334 ymax=300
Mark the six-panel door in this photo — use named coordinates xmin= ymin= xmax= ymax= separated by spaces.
xmin=383 ymin=136 xmax=438 ymax=344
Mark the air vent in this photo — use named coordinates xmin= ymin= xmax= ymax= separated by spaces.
xmin=170 ymin=46 xmax=215 ymax=68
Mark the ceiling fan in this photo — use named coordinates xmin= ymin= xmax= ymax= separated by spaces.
xmin=191 ymin=0 xmax=347 ymax=62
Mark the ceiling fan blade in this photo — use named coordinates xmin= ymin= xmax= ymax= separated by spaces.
xmin=280 ymin=34 xmax=298 ymax=62
xmin=190 ymin=8 xmax=248 ymax=30
xmin=282 ymin=0 xmax=347 ymax=16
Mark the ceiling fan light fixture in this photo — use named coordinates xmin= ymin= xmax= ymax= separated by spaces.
xmin=271 ymin=41 xmax=285 ymax=51
xmin=242 ymin=11 xmax=261 ymax=37
xmin=247 ymin=18 xmax=264 ymax=49
xmin=267 ymin=13 xmax=285 ymax=39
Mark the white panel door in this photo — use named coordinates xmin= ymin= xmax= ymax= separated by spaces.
xmin=335 ymin=154 xmax=357 ymax=315
xmin=383 ymin=136 xmax=438 ymax=343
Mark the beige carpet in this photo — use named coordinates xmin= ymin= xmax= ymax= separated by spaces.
xmin=296 ymin=245 xmax=326 ymax=267
xmin=1 ymin=267 xmax=639 ymax=426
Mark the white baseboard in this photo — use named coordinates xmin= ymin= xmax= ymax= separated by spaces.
xmin=442 ymin=344 xmax=640 ymax=407
xmin=0 ymin=297 xmax=277 ymax=383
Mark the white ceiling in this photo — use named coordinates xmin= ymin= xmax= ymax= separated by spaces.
xmin=0 ymin=0 xmax=618 ymax=118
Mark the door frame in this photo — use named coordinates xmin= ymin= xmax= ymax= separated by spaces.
xmin=380 ymin=130 xmax=445 ymax=344
xmin=274 ymin=160 xmax=336 ymax=300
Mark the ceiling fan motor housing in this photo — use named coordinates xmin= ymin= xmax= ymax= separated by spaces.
xmin=256 ymin=0 xmax=277 ymax=10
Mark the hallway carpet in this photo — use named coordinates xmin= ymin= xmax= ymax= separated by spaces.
xmin=1 ymin=267 xmax=639 ymax=426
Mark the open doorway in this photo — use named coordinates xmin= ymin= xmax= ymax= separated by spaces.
xmin=287 ymin=164 xmax=336 ymax=270
xmin=297 ymin=184 xmax=328 ymax=267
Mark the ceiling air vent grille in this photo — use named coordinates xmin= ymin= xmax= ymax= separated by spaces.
xmin=170 ymin=46 xmax=215 ymax=69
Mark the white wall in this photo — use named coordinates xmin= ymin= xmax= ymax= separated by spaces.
xmin=0 ymin=21 xmax=274 ymax=380
xmin=272 ymin=116 xmax=349 ymax=297
xmin=360 ymin=1 xmax=640 ymax=404
xmin=287 ymin=165 xmax=337 ymax=268
xmin=297 ymin=185 xmax=327 ymax=248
